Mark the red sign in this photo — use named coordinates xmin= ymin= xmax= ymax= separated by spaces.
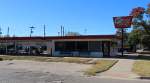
xmin=113 ymin=16 xmax=133 ymax=28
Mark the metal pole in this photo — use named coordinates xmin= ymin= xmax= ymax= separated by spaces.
xmin=7 ymin=27 xmax=9 ymax=37
xmin=30 ymin=28 xmax=32 ymax=37
xmin=63 ymin=26 xmax=65 ymax=36
xmin=0 ymin=27 xmax=2 ymax=37
xmin=29 ymin=26 xmax=35 ymax=37
xmin=61 ymin=26 xmax=62 ymax=36
xmin=44 ymin=25 xmax=46 ymax=38
xmin=121 ymin=28 xmax=124 ymax=56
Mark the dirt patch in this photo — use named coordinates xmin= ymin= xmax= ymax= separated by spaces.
xmin=0 ymin=60 xmax=92 ymax=76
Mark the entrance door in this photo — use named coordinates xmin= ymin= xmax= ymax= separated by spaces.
xmin=102 ymin=41 xmax=110 ymax=57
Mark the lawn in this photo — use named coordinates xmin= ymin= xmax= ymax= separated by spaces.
xmin=84 ymin=60 xmax=118 ymax=76
xmin=132 ymin=60 xmax=150 ymax=77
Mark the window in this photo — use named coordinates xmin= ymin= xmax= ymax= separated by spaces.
xmin=55 ymin=42 xmax=65 ymax=51
xmin=89 ymin=41 xmax=102 ymax=52
xmin=55 ymin=41 xmax=102 ymax=52
xmin=76 ymin=41 xmax=88 ymax=51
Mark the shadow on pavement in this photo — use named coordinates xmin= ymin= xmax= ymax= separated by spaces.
xmin=110 ymin=53 xmax=150 ymax=60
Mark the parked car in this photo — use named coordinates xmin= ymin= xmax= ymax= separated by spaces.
xmin=136 ymin=48 xmax=150 ymax=54
xmin=40 ymin=51 xmax=49 ymax=55
xmin=18 ymin=50 xmax=29 ymax=54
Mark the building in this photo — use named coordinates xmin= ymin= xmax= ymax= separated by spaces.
xmin=0 ymin=35 xmax=118 ymax=57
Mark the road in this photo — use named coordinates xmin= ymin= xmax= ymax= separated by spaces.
xmin=0 ymin=68 xmax=149 ymax=83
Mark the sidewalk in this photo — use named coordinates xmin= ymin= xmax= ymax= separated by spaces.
xmin=98 ymin=59 xmax=139 ymax=79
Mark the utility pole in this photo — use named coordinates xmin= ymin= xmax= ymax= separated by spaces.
xmin=44 ymin=25 xmax=46 ymax=38
xmin=29 ymin=26 xmax=35 ymax=37
xmin=0 ymin=27 xmax=2 ymax=37
xmin=7 ymin=27 xmax=10 ymax=37
xmin=60 ymin=25 xmax=63 ymax=36
xmin=63 ymin=26 xmax=65 ymax=36
xmin=58 ymin=32 xmax=60 ymax=36
xmin=84 ymin=28 xmax=87 ymax=35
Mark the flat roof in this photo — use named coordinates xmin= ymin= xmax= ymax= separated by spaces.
xmin=0 ymin=35 xmax=116 ymax=41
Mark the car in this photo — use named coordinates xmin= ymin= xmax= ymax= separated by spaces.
xmin=18 ymin=50 xmax=29 ymax=54
xmin=136 ymin=48 xmax=150 ymax=54
xmin=40 ymin=51 xmax=49 ymax=55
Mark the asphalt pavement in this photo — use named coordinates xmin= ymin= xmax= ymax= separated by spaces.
xmin=0 ymin=68 xmax=149 ymax=83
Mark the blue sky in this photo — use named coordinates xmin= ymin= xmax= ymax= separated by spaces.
xmin=0 ymin=0 xmax=149 ymax=36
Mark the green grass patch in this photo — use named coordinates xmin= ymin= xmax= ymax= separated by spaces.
xmin=133 ymin=60 xmax=150 ymax=77
xmin=84 ymin=60 xmax=118 ymax=76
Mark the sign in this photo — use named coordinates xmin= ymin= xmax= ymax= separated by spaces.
xmin=113 ymin=16 xmax=133 ymax=28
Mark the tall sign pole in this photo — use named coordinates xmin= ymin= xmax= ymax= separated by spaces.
xmin=113 ymin=16 xmax=133 ymax=56
xmin=121 ymin=28 xmax=124 ymax=56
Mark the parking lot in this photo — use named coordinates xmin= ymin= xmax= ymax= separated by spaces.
xmin=0 ymin=60 xmax=91 ymax=83
xmin=0 ymin=60 xmax=150 ymax=83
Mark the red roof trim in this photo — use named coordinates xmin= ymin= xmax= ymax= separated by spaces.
xmin=0 ymin=35 xmax=116 ymax=41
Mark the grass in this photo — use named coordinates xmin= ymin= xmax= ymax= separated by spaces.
xmin=0 ymin=55 xmax=91 ymax=64
xmin=84 ymin=60 xmax=118 ymax=76
xmin=46 ymin=57 xmax=92 ymax=64
xmin=62 ymin=57 xmax=91 ymax=64
xmin=0 ymin=56 xmax=49 ymax=61
xmin=132 ymin=60 xmax=150 ymax=77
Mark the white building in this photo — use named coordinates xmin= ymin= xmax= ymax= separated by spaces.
xmin=0 ymin=35 xmax=119 ymax=58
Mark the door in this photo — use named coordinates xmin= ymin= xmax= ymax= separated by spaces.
xmin=102 ymin=41 xmax=110 ymax=57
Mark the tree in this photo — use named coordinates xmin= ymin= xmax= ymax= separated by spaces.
xmin=127 ymin=29 xmax=144 ymax=52
xmin=141 ymin=35 xmax=150 ymax=49
xmin=65 ymin=32 xmax=81 ymax=36
xmin=130 ymin=4 xmax=150 ymax=35
xmin=128 ymin=3 xmax=150 ymax=49
xmin=128 ymin=29 xmax=143 ymax=46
